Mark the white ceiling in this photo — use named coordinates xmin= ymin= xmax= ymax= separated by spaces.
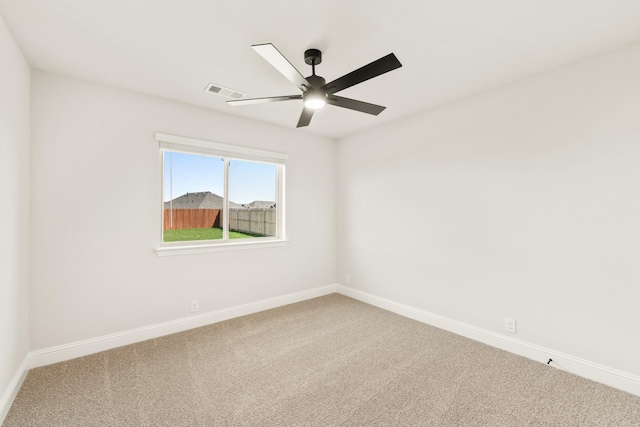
xmin=2 ymin=1 xmax=640 ymax=139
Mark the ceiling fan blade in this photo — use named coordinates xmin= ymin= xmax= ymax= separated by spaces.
xmin=322 ymin=53 xmax=402 ymax=95
xmin=227 ymin=95 xmax=302 ymax=106
xmin=252 ymin=43 xmax=310 ymax=91
xmin=296 ymin=108 xmax=314 ymax=128
xmin=327 ymin=95 xmax=386 ymax=115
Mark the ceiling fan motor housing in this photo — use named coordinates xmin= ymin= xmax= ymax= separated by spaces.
xmin=305 ymin=74 xmax=326 ymax=89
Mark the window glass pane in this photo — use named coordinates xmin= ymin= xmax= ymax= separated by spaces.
xmin=163 ymin=151 xmax=224 ymax=242
xmin=228 ymin=159 xmax=277 ymax=239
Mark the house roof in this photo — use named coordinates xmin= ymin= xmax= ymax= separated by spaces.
xmin=164 ymin=192 xmax=272 ymax=210
xmin=242 ymin=201 xmax=277 ymax=209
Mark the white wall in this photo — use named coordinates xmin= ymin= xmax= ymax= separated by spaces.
xmin=0 ymin=13 xmax=30 ymax=413
xmin=30 ymin=71 xmax=336 ymax=350
xmin=337 ymin=42 xmax=640 ymax=376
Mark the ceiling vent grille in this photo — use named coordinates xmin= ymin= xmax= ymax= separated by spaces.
xmin=204 ymin=83 xmax=245 ymax=100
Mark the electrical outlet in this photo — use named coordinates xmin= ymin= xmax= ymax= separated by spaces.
xmin=345 ymin=275 xmax=351 ymax=285
xmin=191 ymin=299 xmax=199 ymax=313
xmin=505 ymin=317 xmax=516 ymax=334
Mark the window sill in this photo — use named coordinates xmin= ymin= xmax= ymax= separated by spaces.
xmin=155 ymin=239 xmax=289 ymax=256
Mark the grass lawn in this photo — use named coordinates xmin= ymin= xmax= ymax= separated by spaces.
xmin=163 ymin=227 xmax=265 ymax=242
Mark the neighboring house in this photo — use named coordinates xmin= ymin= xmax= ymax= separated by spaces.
xmin=241 ymin=201 xmax=276 ymax=209
xmin=164 ymin=191 xmax=248 ymax=210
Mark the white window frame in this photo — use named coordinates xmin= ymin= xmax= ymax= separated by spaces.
xmin=155 ymin=133 xmax=288 ymax=256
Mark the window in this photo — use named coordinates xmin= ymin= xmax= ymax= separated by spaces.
xmin=155 ymin=133 xmax=287 ymax=255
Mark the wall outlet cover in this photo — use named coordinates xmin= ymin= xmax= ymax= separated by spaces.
xmin=505 ymin=317 xmax=517 ymax=333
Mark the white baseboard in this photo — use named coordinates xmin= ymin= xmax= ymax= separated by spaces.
xmin=29 ymin=284 xmax=338 ymax=369
xmin=0 ymin=355 xmax=29 ymax=425
xmin=336 ymin=285 xmax=640 ymax=397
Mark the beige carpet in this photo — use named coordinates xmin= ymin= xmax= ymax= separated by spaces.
xmin=4 ymin=294 xmax=640 ymax=426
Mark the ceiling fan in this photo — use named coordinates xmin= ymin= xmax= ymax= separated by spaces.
xmin=227 ymin=43 xmax=402 ymax=128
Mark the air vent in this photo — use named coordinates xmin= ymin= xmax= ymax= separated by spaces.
xmin=204 ymin=83 xmax=245 ymax=100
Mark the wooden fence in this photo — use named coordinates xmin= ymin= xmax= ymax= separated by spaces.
xmin=228 ymin=208 xmax=276 ymax=236
xmin=163 ymin=209 xmax=221 ymax=230
xmin=163 ymin=208 xmax=276 ymax=237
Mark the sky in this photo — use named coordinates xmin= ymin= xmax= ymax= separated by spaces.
xmin=163 ymin=152 xmax=276 ymax=204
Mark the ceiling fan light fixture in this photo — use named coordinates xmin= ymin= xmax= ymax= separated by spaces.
xmin=304 ymin=91 xmax=327 ymax=109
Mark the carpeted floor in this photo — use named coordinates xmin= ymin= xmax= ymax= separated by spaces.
xmin=4 ymin=294 xmax=640 ymax=426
